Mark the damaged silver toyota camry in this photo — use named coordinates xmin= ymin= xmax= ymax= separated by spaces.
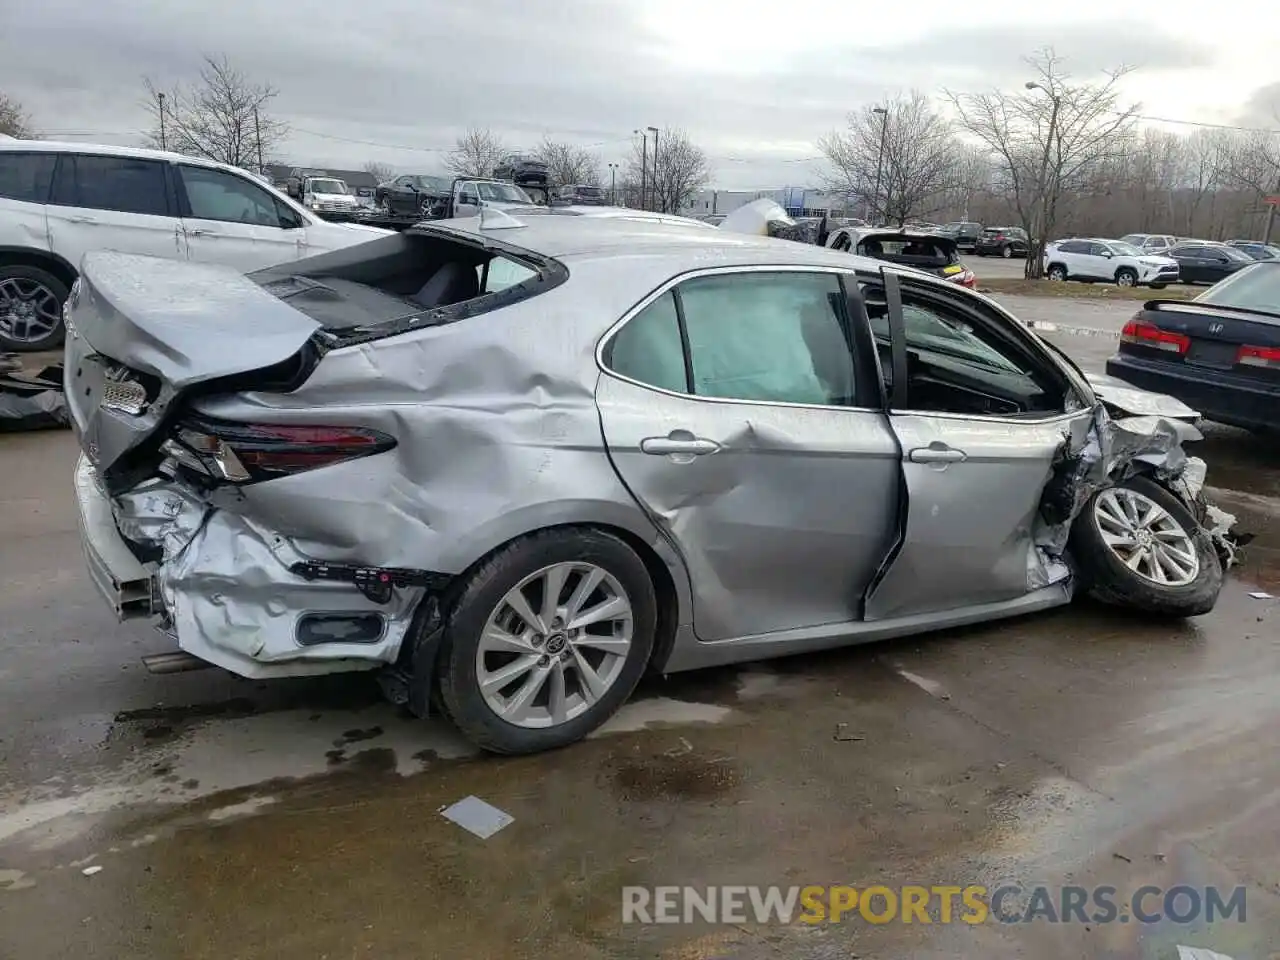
xmin=67 ymin=212 xmax=1241 ymax=754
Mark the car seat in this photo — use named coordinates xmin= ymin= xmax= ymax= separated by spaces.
xmin=412 ymin=262 xmax=480 ymax=308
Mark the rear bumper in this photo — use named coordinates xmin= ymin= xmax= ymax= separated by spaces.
xmin=74 ymin=454 xmax=426 ymax=679
xmin=1105 ymin=355 xmax=1280 ymax=431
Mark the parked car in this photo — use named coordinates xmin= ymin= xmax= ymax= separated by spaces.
xmin=0 ymin=140 xmax=391 ymax=351
xmin=300 ymin=177 xmax=359 ymax=213
xmin=493 ymin=154 xmax=551 ymax=190
xmin=1044 ymin=239 xmax=1180 ymax=288
xmin=1225 ymin=240 xmax=1280 ymax=261
xmin=375 ymin=174 xmax=454 ymax=216
xmin=555 ymin=184 xmax=608 ymax=205
xmin=1106 ymin=260 xmax=1280 ymax=433
xmin=828 ymin=228 xmax=975 ymax=288
xmin=974 ymin=226 xmax=1029 ymax=259
xmin=1166 ymin=242 xmax=1255 ymax=285
xmin=934 ymin=221 xmax=983 ymax=251
xmin=1119 ymin=233 xmax=1180 ymax=255
xmin=68 ymin=214 xmax=1229 ymax=754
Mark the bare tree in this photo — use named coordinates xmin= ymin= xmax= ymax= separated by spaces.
xmin=0 ymin=92 xmax=34 ymax=138
xmin=447 ymin=128 xmax=507 ymax=178
xmin=533 ymin=137 xmax=600 ymax=187
xmin=143 ymin=55 xmax=287 ymax=170
xmin=947 ymin=49 xmax=1139 ymax=277
xmin=363 ymin=161 xmax=395 ymax=185
xmin=821 ymin=91 xmax=961 ymax=226
xmin=625 ymin=129 xmax=710 ymax=213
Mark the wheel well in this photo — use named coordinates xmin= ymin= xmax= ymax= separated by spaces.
xmin=0 ymin=248 xmax=78 ymax=291
xmin=1115 ymin=265 xmax=1137 ymax=278
xmin=1047 ymin=261 xmax=1066 ymax=274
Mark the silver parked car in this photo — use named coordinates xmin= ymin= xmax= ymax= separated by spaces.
xmin=68 ymin=214 xmax=1235 ymax=754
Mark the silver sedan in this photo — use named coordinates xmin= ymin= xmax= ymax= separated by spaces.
xmin=66 ymin=210 xmax=1235 ymax=753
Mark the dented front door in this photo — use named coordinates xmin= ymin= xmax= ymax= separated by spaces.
xmin=863 ymin=276 xmax=1091 ymax=620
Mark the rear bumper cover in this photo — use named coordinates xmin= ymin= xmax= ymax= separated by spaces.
xmin=74 ymin=454 xmax=426 ymax=679
xmin=1105 ymin=356 xmax=1279 ymax=431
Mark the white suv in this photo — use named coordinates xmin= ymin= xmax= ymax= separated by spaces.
xmin=1043 ymin=238 xmax=1180 ymax=289
xmin=0 ymin=141 xmax=391 ymax=350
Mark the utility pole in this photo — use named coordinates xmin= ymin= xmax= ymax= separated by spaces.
xmin=608 ymin=163 xmax=618 ymax=205
xmin=871 ymin=106 xmax=888 ymax=226
xmin=253 ymin=106 xmax=264 ymax=175
xmin=647 ymin=126 xmax=660 ymax=211
xmin=157 ymin=92 xmax=167 ymax=151
xmin=635 ymin=129 xmax=648 ymax=211
xmin=1264 ymin=178 xmax=1280 ymax=245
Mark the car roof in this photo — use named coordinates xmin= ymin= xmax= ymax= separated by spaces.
xmin=0 ymin=138 xmax=252 ymax=175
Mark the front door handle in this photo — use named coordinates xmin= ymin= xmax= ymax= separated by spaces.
xmin=68 ymin=215 xmax=97 ymax=224
xmin=641 ymin=434 xmax=721 ymax=457
xmin=188 ymin=228 xmax=219 ymax=237
xmin=909 ymin=443 xmax=967 ymax=464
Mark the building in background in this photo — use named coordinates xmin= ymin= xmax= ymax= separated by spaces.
xmin=680 ymin=187 xmax=850 ymax=219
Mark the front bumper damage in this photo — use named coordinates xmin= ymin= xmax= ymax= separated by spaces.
xmin=1030 ymin=406 xmax=1244 ymax=589
xmin=74 ymin=454 xmax=428 ymax=679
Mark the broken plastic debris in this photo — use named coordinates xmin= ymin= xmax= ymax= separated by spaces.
xmin=834 ymin=723 xmax=864 ymax=742
xmin=81 ymin=866 xmax=103 ymax=877
xmin=440 ymin=796 xmax=513 ymax=839
xmin=1249 ymin=591 xmax=1273 ymax=600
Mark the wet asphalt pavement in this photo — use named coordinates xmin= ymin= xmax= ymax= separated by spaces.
xmin=2 ymin=302 xmax=1279 ymax=960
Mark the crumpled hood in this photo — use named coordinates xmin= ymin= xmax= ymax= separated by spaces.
xmin=1084 ymin=371 xmax=1199 ymax=422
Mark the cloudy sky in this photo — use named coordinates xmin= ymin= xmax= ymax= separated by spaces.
xmin=4 ymin=0 xmax=1278 ymax=189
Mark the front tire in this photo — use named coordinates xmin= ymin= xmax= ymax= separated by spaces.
xmin=1046 ymin=263 xmax=1068 ymax=281
xmin=437 ymin=528 xmax=657 ymax=754
xmin=1115 ymin=267 xmax=1138 ymax=287
xmin=0 ymin=265 xmax=68 ymax=352
xmin=1002 ymin=245 xmax=1014 ymax=258
xmin=1069 ymin=477 xmax=1221 ymax=617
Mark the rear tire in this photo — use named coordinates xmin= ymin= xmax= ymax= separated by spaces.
xmin=1069 ymin=476 xmax=1221 ymax=617
xmin=1046 ymin=263 xmax=1068 ymax=281
xmin=0 ymin=264 xmax=68 ymax=352
xmin=436 ymin=527 xmax=657 ymax=754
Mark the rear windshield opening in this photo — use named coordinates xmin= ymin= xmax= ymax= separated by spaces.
xmin=249 ymin=230 xmax=562 ymax=342
xmin=858 ymin=238 xmax=959 ymax=267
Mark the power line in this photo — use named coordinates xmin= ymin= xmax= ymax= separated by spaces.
xmin=1122 ymin=111 xmax=1279 ymax=135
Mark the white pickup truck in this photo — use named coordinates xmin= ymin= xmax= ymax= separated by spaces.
xmin=300 ymin=177 xmax=360 ymax=213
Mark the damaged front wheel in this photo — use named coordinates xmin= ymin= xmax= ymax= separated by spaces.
xmin=1070 ymin=476 xmax=1222 ymax=617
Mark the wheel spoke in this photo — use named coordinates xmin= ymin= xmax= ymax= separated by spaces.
xmin=547 ymin=661 xmax=568 ymax=725
xmin=564 ymin=567 xmax=605 ymax=620
xmin=571 ymin=648 xmax=608 ymax=704
xmin=479 ymin=653 xmax=540 ymax=694
xmin=539 ymin=563 xmax=570 ymax=626
xmin=572 ymin=634 xmax=631 ymax=655
xmin=480 ymin=625 xmax=535 ymax=656
xmin=501 ymin=663 xmax=552 ymax=723
xmin=568 ymin=595 xmax=630 ymax=630
xmin=504 ymin=587 xmax=547 ymax=635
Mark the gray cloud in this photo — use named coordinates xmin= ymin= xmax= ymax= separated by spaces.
xmin=0 ymin=0 xmax=1240 ymax=188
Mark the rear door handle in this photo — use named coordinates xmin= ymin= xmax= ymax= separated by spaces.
xmin=909 ymin=444 xmax=967 ymax=464
xmin=640 ymin=435 xmax=721 ymax=457
xmin=188 ymin=228 xmax=219 ymax=237
xmin=68 ymin=215 xmax=97 ymax=224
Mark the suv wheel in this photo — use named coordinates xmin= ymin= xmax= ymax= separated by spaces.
xmin=1115 ymin=267 xmax=1138 ymax=287
xmin=0 ymin=265 xmax=69 ymax=352
xmin=436 ymin=528 xmax=657 ymax=754
xmin=1070 ymin=477 xmax=1221 ymax=617
xmin=1046 ymin=263 xmax=1068 ymax=281
xmin=1001 ymin=245 xmax=1014 ymax=258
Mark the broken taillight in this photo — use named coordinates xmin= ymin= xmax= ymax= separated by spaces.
xmin=164 ymin=417 xmax=396 ymax=483
xmin=1120 ymin=319 xmax=1190 ymax=355
xmin=1236 ymin=344 xmax=1280 ymax=369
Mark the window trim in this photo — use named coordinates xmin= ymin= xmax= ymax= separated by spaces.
xmin=597 ymin=263 xmax=884 ymax=413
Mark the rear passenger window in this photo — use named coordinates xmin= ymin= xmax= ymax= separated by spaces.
xmin=0 ymin=152 xmax=55 ymax=203
xmin=679 ymin=272 xmax=855 ymax=405
xmin=52 ymin=155 xmax=169 ymax=216
xmin=607 ymin=291 xmax=688 ymax=394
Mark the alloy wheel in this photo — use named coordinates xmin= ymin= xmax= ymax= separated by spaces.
xmin=1092 ymin=487 xmax=1200 ymax=587
xmin=0 ymin=277 xmax=61 ymax=344
xmin=475 ymin=561 xmax=634 ymax=728
xmin=1116 ymin=272 xmax=1136 ymax=287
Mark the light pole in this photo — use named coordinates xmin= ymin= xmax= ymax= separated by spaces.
xmin=634 ymin=129 xmax=648 ymax=210
xmin=647 ymin=126 xmax=660 ymax=211
xmin=157 ymin=91 xmax=167 ymax=151
xmin=608 ymin=163 xmax=618 ymax=205
xmin=871 ymin=106 xmax=888 ymax=225
xmin=1026 ymin=80 xmax=1062 ymax=276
